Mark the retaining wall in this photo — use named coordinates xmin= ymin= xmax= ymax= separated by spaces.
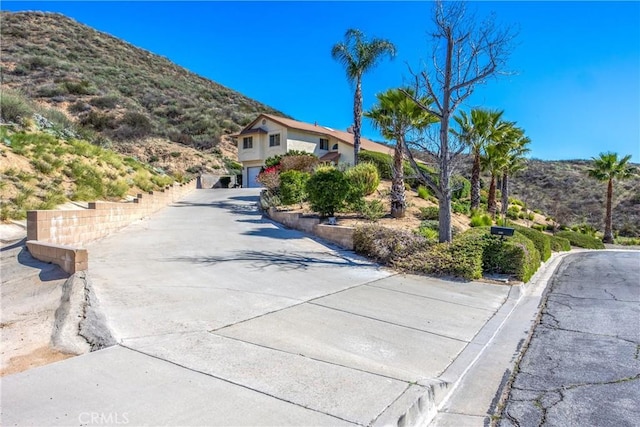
xmin=266 ymin=208 xmax=355 ymax=250
xmin=26 ymin=179 xmax=197 ymax=271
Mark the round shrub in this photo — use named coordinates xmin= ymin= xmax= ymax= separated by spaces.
xmin=306 ymin=166 xmax=349 ymax=217
xmin=451 ymin=175 xmax=471 ymax=200
xmin=279 ymin=170 xmax=309 ymax=206
xmin=345 ymin=162 xmax=380 ymax=196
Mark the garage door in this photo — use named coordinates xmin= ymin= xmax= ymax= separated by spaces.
xmin=246 ymin=167 xmax=262 ymax=188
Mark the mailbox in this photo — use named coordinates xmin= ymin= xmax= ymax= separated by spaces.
xmin=490 ymin=226 xmax=515 ymax=237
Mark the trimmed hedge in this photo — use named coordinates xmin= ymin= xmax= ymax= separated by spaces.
xmin=550 ymin=235 xmax=571 ymax=252
xmin=482 ymin=231 xmax=541 ymax=283
xmin=512 ymin=225 xmax=552 ymax=261
xmin=555 ymin=231 xmax=605 ymax=249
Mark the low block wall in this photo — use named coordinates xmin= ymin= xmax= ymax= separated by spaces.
xmin=26 ymin=179 xmax=197 ymax=270
xmin=26 ymin=241 xmax=88 ymax=274
xmin=265 ymin=208 xmax=355 ymax=250
xmin=27 ymin=180 xmax=196 ymax=246
xmin=314 ymin=225 xmax=355 ymax=250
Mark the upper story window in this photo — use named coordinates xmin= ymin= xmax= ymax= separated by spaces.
xmin=269 ymin=133 xmax=281 ymax=147
xmin=332 ymin=143 xmax=339 ymax=151
xmin=319 ymin=138 xmax=329 ymax=150
xmin=242 ymin=136 xmax=253 ymax=149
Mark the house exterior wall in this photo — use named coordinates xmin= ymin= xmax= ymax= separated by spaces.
xmin=287 ymin=130 xmax=322 ymax=155
xmin=237 ymin=118 xmax=288 ymax=163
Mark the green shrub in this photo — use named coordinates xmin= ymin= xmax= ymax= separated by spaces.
xmin=360 ymin=199 xmax=385 ymax=222
xmin=451 ymin=175 xmax=471 ymax=200
xmin=555 ymin=231 xmax=605 ymax=249
xmin=506 ymin=206 xmax=520 ymax=220
xmin=306 ymin=166 xmax=349 ymax=217
xmin=470 ymin=213 xmax=492 ymax=227
xmin=63 ymin=80 xmax=95 ymax=95
xmin=452 ymin=200 xmax=470 ymax=215
xmin=279 ymin=170 xmax=309 ymax=206
xmin=550 ymin=235 xmax=571 ymax=252
xmin=346 ymin=162 xmax=380 ymax=196
xmin=616 ymin=237 xmax=640 ymax=246
xmin=0 ymin=90 xmax=33 ymax=124
xmin=353 ymin=225 xmax=429 ymax=264
xmin=512 ymin=225 xmax=552 ymax=261
xmin=358 ymin=151 xmax=393 ymax=179
xmin=417 ymin=185 xmax=430 ymax=200
xmin=90 ymin=95 xmax=120 ymax=109
xmin=481 ymin=231 xmax=541 ymax=282
xmin=419 ymin=206 xmax=439 ymax=220
xmin=106 ymin=179 xmax=130 ymax=199
xmin=67 ymin=160 xmax=104 ymax=201
xmin=394 ymin=233 xmax=484 ymax=280
xmin=531 ymin=224 xmax=545 ymax=231
xmin=417 ymin=227 xmax=439 ymax=242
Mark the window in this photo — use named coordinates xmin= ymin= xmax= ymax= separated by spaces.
xmin=242 ymin=136 xmax=253 ymax=149
xmin=319 ymin=138 xmax=329 ymax=150
xmin=332 ymin=143 xmax=339 ymax=151
xmin=269 ymin=133 xmax=281 ymax=147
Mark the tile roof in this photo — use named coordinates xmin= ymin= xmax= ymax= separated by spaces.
xmin=242 ymin=114 xmax=393 ymax=156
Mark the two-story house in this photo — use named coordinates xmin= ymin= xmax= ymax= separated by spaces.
xmin=234 ymin=114 xmax=393 ymax=187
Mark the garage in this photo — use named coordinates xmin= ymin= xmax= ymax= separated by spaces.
xmin=246 ymin=167 xmax=262 ymax=188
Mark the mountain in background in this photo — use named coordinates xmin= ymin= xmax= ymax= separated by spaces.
xmin=0 ymin=11 xmax=288 ymax=173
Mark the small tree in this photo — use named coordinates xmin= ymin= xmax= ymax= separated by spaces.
xmin=332 ymin=29 xmax=396 ymax=165
xmin=403 ymin=0 xmax=516 ymax=242
xmin=587 ymin=152 xmax=635 ymax=243
xmin=365 ymin=88 xmax=437 ymax=218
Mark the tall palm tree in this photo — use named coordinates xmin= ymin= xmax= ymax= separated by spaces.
xmin=499 ymin=127 xmax=530 ymax=218
xmin=365 ymin=88 xmax=437 ymax=218
xmin=587 ymin=152 xmax=635 ymax=243
xmin=452 ymin=109 xmax=504 ymax=211
xmin=332 ymin=29 xmax=396 ymax=165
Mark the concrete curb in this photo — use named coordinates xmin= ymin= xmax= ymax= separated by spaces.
xmin=426 ymin=250 xmax=575 ymax=426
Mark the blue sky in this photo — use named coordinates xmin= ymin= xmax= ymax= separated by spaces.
xmin=3 ymin=1 xmax=639 ymax=161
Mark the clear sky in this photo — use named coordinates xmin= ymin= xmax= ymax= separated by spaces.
xmin=3 ymin=1 xmax=639 ymax=161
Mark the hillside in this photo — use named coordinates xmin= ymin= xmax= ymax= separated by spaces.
xmin=0 ymin=11 xmax=287 ymax=172
xmin=453 ymin=158 xmax=639 ymax=237
xmin=509 ymin=159 xmax=639 ymax=236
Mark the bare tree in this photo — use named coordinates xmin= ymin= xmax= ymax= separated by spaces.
xmin=403 ymin=0 xmax=516 ymax=242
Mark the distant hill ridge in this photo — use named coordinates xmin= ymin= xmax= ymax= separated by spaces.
xmin=0 ymin=11 xmax=288 ymax=152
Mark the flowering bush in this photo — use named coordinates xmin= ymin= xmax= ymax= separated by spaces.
xmin=256 ymin=165 xmax=280 ymax=191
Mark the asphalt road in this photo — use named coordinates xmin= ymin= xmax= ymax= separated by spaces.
xmin=498 ymin=251 xmax=640 ymax=427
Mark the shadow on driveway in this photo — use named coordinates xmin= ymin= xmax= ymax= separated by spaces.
xmin=166 ymin=250 xmax=372 ymax=271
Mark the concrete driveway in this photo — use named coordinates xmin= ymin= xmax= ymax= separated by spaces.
xmin=2 ymin=189 xmax=515 ymax=426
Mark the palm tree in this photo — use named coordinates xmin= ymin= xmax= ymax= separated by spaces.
xmin=499 ymin=127 xmax=530 ymax=218
xmin=481 ymin=141 xmax=508 ymax=217
xmin=365 ymin=88 xmax=437 ymax=218
xmin=332 ymin=29 xmax=396 ymax=165
xmin=452 ymin=109 xmax=504 ymax=211
xmin=587 ymin=152 xmax=635 ymax=243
